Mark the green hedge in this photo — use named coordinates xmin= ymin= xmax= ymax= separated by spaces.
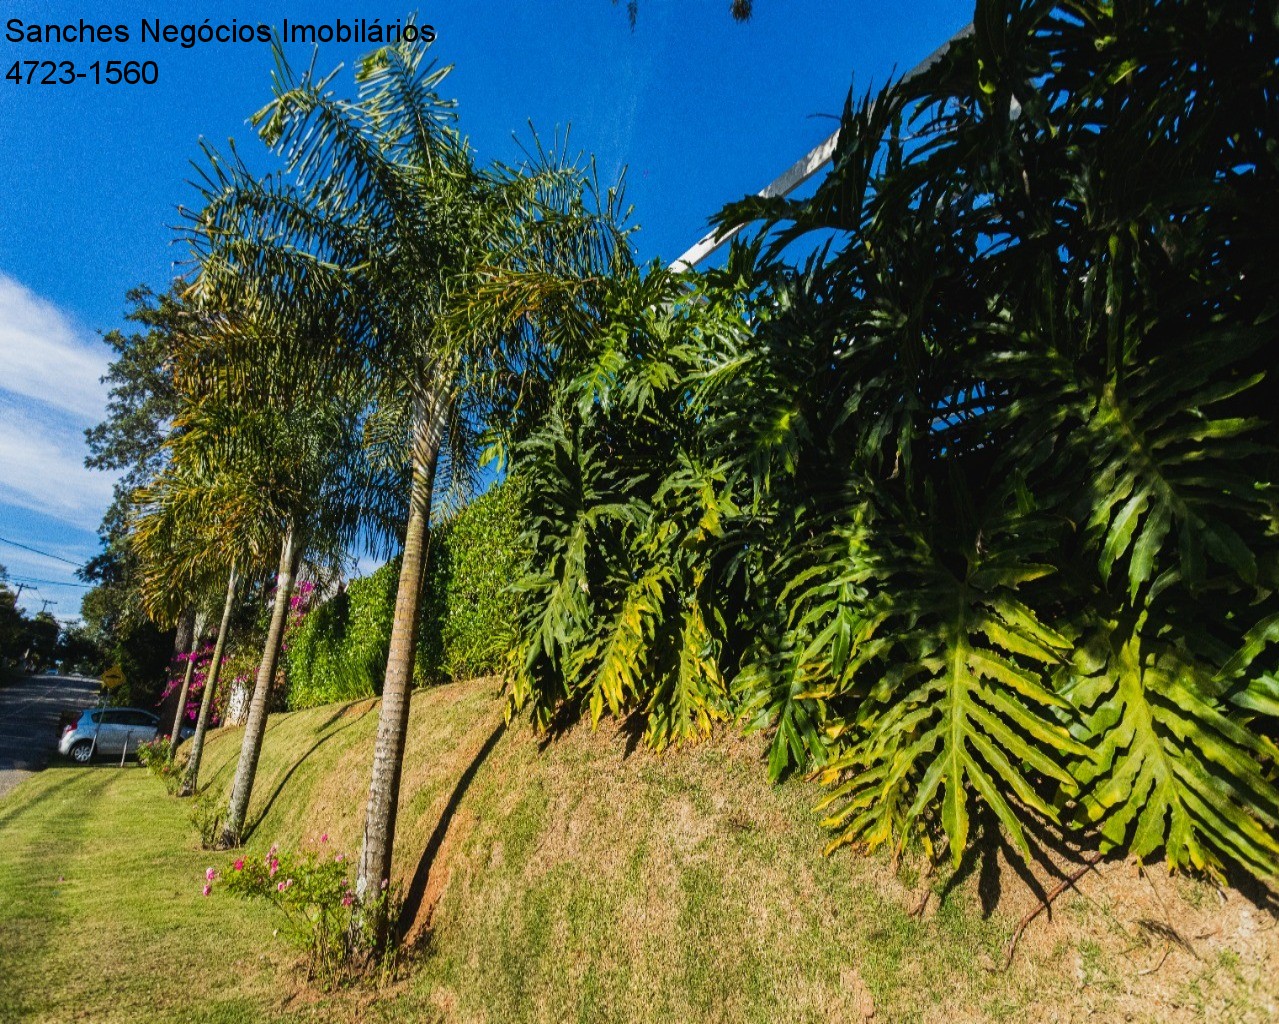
xmin=285 ymin=481 xmax=525 ymax=709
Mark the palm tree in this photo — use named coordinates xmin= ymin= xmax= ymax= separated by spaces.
xmin=180 ymin=565 xmax=240 ymax=795
xmin=187 ymin=34 xmax=628 ymax=940
xmin=176 ymin=313 xmax=406 ymax=848
xmin=131 ymin=433 xmax=268 ymax=799
xmin=167 ymin=608 xmax=207 ymax=755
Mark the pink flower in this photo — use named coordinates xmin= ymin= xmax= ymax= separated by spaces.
xmin=269 ymin=859 xmax=279 ymax=877
xmin=277 ymin=881 xmax=287 ymax=892
xmin=341 ymin=894 xmax=354 ymax=906
xmin=380 ymin=878 xmax=389 ymax=890
xmin=202 ymin=884 xmax=212 ymax=897
xmin=334 ymin=853 xmax=345 ymax=863
xmin=205 ymin=867 xmax=217 ymax=882
xmin=320 ymin=833 xmax=328 ymax=844
xmin=233 ymin=858 xmax=245 ymax=872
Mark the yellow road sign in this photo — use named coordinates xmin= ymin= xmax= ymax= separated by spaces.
xmin=100 ymin=665 xmax=125 ymax=690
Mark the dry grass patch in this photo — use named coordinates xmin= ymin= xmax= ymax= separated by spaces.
xmin=2 ymin=677 xmax=1274 ymax=1023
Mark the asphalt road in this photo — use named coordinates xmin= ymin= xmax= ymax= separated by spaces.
xmin=0 ymin=673 xmax=101 ymax=799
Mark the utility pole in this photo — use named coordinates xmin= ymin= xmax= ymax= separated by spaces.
xmin=39 ymin=598 xmax=57 ymax=614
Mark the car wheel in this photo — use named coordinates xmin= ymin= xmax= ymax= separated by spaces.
xmin=69 ymin=740 xmax=94 ymax=764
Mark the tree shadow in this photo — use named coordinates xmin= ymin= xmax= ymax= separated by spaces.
xmin=0 ymin=767 xmax=94 ymax=831
xmin=534 ymin=701 xmax=583 ymax=751
xmin=1224 ymin=861 xmax=1279 ymax=914
xmin=241 ymin=707 xmax=374 ymax=840
xmin=397 ymin=719 xmax=506 ymax=945
xmin=534 ymin=703 xmax=650 ymax=759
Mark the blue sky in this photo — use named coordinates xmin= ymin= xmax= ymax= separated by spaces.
xmin=0 ymin=0 xmax=971 ymax=620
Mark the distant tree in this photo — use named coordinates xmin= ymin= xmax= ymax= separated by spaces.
xmin=81 ymin=285 xmax=193 ymax=702
xmin=24 ymin=612 xmax=60 ymax=670
xmin=79 ymin=572 xmax=172 ymax=705
xmin=0 ymin=567 xmax=28 ymax=666
xmin=85 ymin=285 xmax=188 ymax=537
xmin=55 ymin=623 xmax=104 ymax=673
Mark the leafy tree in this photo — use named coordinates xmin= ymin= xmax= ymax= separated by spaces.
xmin=54 ymin=623 xmax=104 ymax=674
xmin=81 ymin=285 xmax=197 ymax=701
xmin=79 ymin=566 xmax=174 ymax=705
xmin=85 ymin=285 xmax=188 ymax=535
xmin=23 ymin=612 xmax=60 ymax=670
xmin=0 ymin=567 xmax=29 ymax=667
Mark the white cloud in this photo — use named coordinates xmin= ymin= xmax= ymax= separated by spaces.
xmin=0 ymin=274 xmax=116 ymax=535
xmin=0 ymin=272 xmax=111 ymax=422
xmin=0 ymin=399 xmax=117 ymax=532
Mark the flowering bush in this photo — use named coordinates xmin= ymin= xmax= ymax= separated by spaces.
xmin=205 ymin=836 xmax=398 ymax=986
xmin=159 ymin=642 xmax=220 ymax=728
xmin=136 ymin=737 xmax=183 ymax=794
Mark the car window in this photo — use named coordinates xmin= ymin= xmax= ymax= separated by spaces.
xmin=85 ymin=710 xmax=102 ymax=725
xmin=99 ymin=710 xmax=127 ymax=725
xmin=122 ymin=710 xmax=156 ymax=727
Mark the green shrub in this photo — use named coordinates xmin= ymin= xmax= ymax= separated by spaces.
xmin=286 ymin=568 xmax=396 ymax=709
xmin=136 ymin=736 xmax=183 ymax=794
xmin=507 ymin=1 xmax=1279 ymax=882
xmin=285 ymin=480 xmax=526 ymax=708
xmin=418 ymin=480 xmax=527 ymax=683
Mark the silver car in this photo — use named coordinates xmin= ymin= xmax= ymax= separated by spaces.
xmin=59 ymin=707 xmax=161 ymax=763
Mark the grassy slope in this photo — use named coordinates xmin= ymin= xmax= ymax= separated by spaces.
xmin=1 ymin=677 xmax=1275 ymax=1023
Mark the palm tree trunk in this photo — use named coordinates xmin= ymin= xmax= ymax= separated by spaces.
xmin=353 ymin=390 xmax=449 ymax=947
xmin=180 ymin=566 xmax=239 ymax=797
xmin=173 ymin=606 xmax=196 ymax=661
xmin=220 ymin=526 xmax=303 ymax=847
xmin=169 ymin=610 xmax=209 ymax=760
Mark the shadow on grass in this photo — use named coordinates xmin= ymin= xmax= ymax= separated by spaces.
xmin=0 ymin=767 xmax=94 ymax=831
xmin=242 ymin=705 xmax=376 ymax=842
xmin=192 ymin=700 xmax=377 ymax=802
xmin=397 ymin=718 xmax=506 ymax=945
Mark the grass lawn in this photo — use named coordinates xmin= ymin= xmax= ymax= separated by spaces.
xmin=1 ymin=678 xmax=1275 ymax=1023
xmin=0 ymin=764 xmax=290 ymax=1023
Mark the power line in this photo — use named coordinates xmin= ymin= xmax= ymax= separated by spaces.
xmin=7 ymin=575 xmax=93 ymax=589
xmin=0 ymin=535 xmax=85 ymax=569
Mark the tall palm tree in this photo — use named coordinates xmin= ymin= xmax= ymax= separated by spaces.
xmin=187 ymin=33 xmax=629 ymax=938
xmin=176 ymin=311 xmax=406 ymax=847
xmin=131 ymin=421 xmax=271 ymax=798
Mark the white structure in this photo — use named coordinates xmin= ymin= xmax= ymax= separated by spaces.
xmin=669 ymin=27 xmax=971 ymax=272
